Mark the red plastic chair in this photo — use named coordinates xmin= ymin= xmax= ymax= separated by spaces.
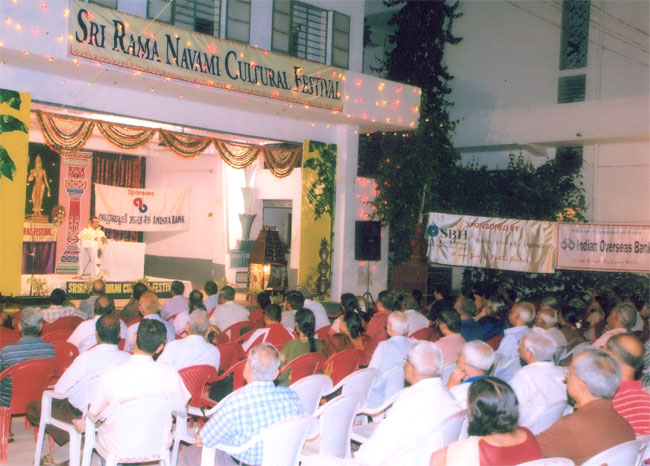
xmin=41 ymin=316 xmax=83 ymax=335
xmin=0 ymin=358 xmax=56 ymax=461
xmin=315 ymin=325 xmax=332 ymax=348
xmin=409 ymin=327 xmax=435 ymax=341
xmin=42 ymin=328 xmax=74 ymax=343
xmin=50 ymin=341 xmax=79 ymax=384
xmin=125 ymin=315 xmax=142 ymax=327
xmin=323 ymin=349 xmax=362 ymax=385
xmin=0 ymin=328 xmax=20 ymax=349
xmin=117 ymin=338 xmax=126 ymax=351
xmin=224 ymin=320 xmax=255 ymax=342
xmin=179 ymin=365 xmax=219 ymax=409
xmin=279 ymin=353 xmax=326 ymax=385
xmin=215 ymin=342 xmax=245 ymax=372
xmin=212 ymin=359 xmax=248 ymax=392
xmin=485 ymin=334 xmax=504 ymax=351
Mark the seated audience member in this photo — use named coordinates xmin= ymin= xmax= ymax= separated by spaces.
xmin=446 ymin=340 xmax=495 ymax=404
xmin=584 ymin=294 xmax=608 ymax=341
xmin=158 ymin=310 xmax=220 ymax=371
xmin=455 ymin=296 xmax=483 ymax=342
xmin=209 ymin=286 xmax=249 ymax=333
xmin=68 ymin=296 xmax=128 ymax=352
xmin=557 ymin=303 xmax=586 ymax=349
xmin=242 ymin=304 xmax=294 ymax=353
xmin=203 ymin=280 xmax=219 ymax=314
xmin=471 ymin=285 xmax=492 ymax=321
xmin=356 ymin=341 xmax=463 ymax=466
xmin=605 ymin=333 xmax=650 ymax=436
xmin=535 ymin=305 xmax=568 ymax=350
xmin=75 ymin=320 xmax=191 ymax=452
xmin=296 ymin=286 xmax=331 ymax=331
xmin=0 ymin=308 xmax=55 ymax=407
xmin=509 ymin=328 xmax=567 ymax=429
xmin=161 ymin=280 xmax=189 ymax=321
xmin=324 ymin=311 xmax=369 ymax=359
xmin=411 ymin=289 xmax=427 ymax=313
xmin=401 ymin=294 xmax=430 ymax=335
xmin=536 ymin=348 xmax=635 ymax=464
xmin=330 ymin=292 xmax=366 ymax=334
xmin=172 ymin=289 xmax=205 ymax=337
xmin=435 ymin=309 xmax=466 ymax=365
xmin=125 ymin=291 xmax=175 ymax=352
xmin=627 ymin=293 xmax=648 ymax=337
xmin=431 ymin=377 xmax=542 ymax=466
xmin=248 ymin=291 xmax=271 ymax=328
xmin=496 ymin=301 xmax=536 ymax=380
xmin=593 ymin=303 xmax=637 ymax=348
xmin=119 ymin=282 xmax=148 ymax=323
xmin=40 ymin=288 xmax=86 ymax=323
xmin=364 ymin=293 xmax=400 ymax=361
xmin=281 ymin=290 xmax=305 ymax=332
xmin=428 ymin=284 xmax=453 ymax=322
xmin=27 ymin=315 xmax=130 ymax=454
xmin=277 ymin=308 xmax=323 ymax=386
xmin=367 ymin=311 xmax=413 ymax=406
xmin=198 ymin=343 xmax=304 ymax=465
xmin=79 ymin=279 xmax=105 ymax=320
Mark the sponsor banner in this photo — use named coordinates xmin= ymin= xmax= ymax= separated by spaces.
xmin=66 ymin=280 xmax=172 ymax=299
xmin=95 ymin=184 xmax=189 ymax=232
xmin=426 ymin=213 xmax=557 ymax=274
xmin=23 ymin=222 xmax=57 ymax=242
xmin=556 ymin=223 xmax=650 ymax=273
xmin=69 ymin=0 xmax=344 ymax=110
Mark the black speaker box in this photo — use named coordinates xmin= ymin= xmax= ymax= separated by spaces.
xmin=355 ymin=221 xmax=381 ymax=261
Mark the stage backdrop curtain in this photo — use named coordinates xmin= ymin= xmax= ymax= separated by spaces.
xmin=262 ymin=146 xmax=303 ymax=178
xmin=214 ymin=140 xmax=260 ymax=169
xmin=91 ymin=152 xmax=146 ymax=242
xmin=96 ymin=121 xmax=156 ymax=150
xmin=36 ymin=111 xmax=95 ymax=152
xmin=158 ymin=130 xmax=212 ymax=157
xmin=22 ymin=242 xmax=56 ymax=274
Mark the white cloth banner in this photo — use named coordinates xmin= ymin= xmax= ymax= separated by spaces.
xmin=556 ymin=223 xmax=650 ymax=272
xmin=95 ymin=184 xmax=189 ymax=232
xmin=426 ymin=212 xmax=557 ymax=273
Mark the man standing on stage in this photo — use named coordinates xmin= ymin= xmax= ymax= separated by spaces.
xmin=78 ymin=217 xmax=107 ymax=276
xmin=79 ymin=217 xmax=107 ymax=244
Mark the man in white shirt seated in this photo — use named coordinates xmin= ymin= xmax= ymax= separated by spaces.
xmin=535 ymin=305 xmax=568 ymax=351
xmin=172 ymin=289 xmax=205 ymax=337
xmin=446 ymin=340 xmax=495 ymax=404
xmin=280 ymin=290 xmax=304 ymax=331
xmin=161 ymin=280 xmax=189 ymax=321
xmin=367 ymin=311 xmax=413 ymax=407
xmin=593 ymin=303 xmax=637 ymax=348
xmin=158 ymin=310 xmax=220 ymax=371
xmin=355 ymin=341 xmax=464 ymax=466
xmin=125 ymin=292 xmax=175 ymax=353
xmin=27 ymin=315 xmax=130 ymax=454
xmin=67 ymin=296 xmax=128 ymax=352
xmin=509 ymin=327 xmax=567 ymax=429
xmin=203 ymin=280 xmax=219 ymax=314
xmin=496 ymin=301 xmax=536 ymax=380
xmin=296 ymin=286 xmax=330 ymax=331
xmin=40 ymin=288 xmax=87 ymax=324
xmin=401 ymin=294 xmax=430 ymax=335
xmin=209 ymin=286 xmax=250 ymax=334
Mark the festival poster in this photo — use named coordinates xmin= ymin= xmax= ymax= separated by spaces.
xmin=426 ymin=212 xmax=557 ymax=274
xmin=94 ymin=184 xmax=189 ymax=232
xmin=556 ymin=223 xmax=650 ymax=273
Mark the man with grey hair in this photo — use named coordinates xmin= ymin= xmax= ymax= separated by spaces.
xmin=198 ymin=343 xmax=303 ymax=466
xmin=295 ymin=285 xmax=330 ymax=331
xmin=402 ymin=294 xmax=430 ymax=335
xmin=157 ymin=310 xmax=220 ymax=370
xmin=536 ymin=347 xmax=635 ymax=464
xmin=593 ymin=303 xmax=638 ymax=348
xmin=367 ymin=311 xmax=413 ymax=406
xmin=496 ymin=301 xmax=536 ymax=380
xmin=356 ymin=341 xmax=463 ymax=466
xmin=455 ymin=296 xmax=482 ymax=342
xmin=209 ymin=285 xmax=250 ymax=333
xmin=510 ymin=327 xmax=567 ymax=429
xmin=535 ymin=306 xmax=568 ymax=349
xmin=446 ymin=340 xmax=495 ymax=404
xmin=68 ymin=295 xmax=128 ymax=352
xmin=0 ymin=308 xmax=55 ymax=407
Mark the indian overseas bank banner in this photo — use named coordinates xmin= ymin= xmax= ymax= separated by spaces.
xmin=557 ymin=223 xmax=650 ymax=273
xmin=426 ymin=213 xmax=557 ymax=273
xmin=95 ymin=184 xmax=189 ymax=232
xmin=69 ymin=0 xmax=344 ymax=111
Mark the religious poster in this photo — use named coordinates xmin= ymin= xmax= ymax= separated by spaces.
xmin=556 ymin=222 xmax=650 ymax=273
xmin=94 ymin=184 xmax=190 ymax=232
xmin=69 ymin=0 xmax=344 ymax=111
xmin=426 ymin=212 xmax=557 ymax=274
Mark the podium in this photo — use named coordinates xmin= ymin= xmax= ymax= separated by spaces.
xmin=79 ymin=240 xmax=101 ymax=276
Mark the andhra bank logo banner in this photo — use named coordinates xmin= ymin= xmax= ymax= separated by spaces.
xmin=426 ymin=213 xmax=557 ymax=274
xmin=69 ymin=0 xmax=344 ymax=110
xmin=94 ymin=184 xmax=189 ymax=232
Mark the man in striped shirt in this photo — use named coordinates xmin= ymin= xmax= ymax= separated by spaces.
xmin=0 ymin=308 xmax=55 ymax=407
xmin=606 ymin=332 xmax=650 ymax=436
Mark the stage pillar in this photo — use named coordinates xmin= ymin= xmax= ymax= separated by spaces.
xmin=0 ymin=90 xmax=31 ymax=296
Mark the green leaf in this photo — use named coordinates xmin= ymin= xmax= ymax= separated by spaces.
xmin=0 ymin=146 xmax=16 ymax=181
xmin=0 ymin=90 xmax=21 ymax=111
xmin=0 ymin=115 xmax=28 ymax=134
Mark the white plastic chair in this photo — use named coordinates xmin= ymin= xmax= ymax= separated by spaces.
xmin=491 ymin=356 xmax=518 ymax=380
xmin=325 ymin=368 xmax=380 ymax=405
xmin=81 ymin=395 xmax=186 ymax=466
xmin=301 ymin=393 xmax=364 ymax=459
xmin=367 ymin=365 xmax=405 ymax=409
xmin=529 ymin=400 xmax=567 ymax=435
xmin=201 ymin=413 xmax=316 ymax=466
xmin=581 ymin=438 xmax=647 ymax=466
xmin=290 ymin=374 xmax=333 ymax=415
xmin=441 ymin=362 xmax=456 ymax=385
xmin=350 ymin=387 xmax=405 ymax=443
xmin=637 ymin=435 xmax=650 ymax=465
xmin=34 ymin=391 xmax=84 ymax=466
xmin=515 ymin=458 xmax=575 ymax=466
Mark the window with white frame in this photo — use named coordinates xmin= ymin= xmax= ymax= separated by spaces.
xmin=226 ymin=0 xmax=251 ymax=43
xmin=147 ymin=0 xmax=222 ymax=37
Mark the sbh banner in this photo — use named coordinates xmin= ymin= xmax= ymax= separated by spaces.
xmin=69 ymin=0 xmax=344 ymax=110
xmin=95 ymin=184 xmax=189 ymax=231
xmin=426 ymin=213 xmax=557 ymax=274
xmin=556 ymin=223 xmax=650 ymax=273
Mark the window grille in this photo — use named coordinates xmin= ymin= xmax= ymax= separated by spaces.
xmin=557 ymin=74 xmax=586 ymax=103
xmin=148 ymin=0 xmax=221 ymax=37
xmin=89 ymin=0 xmax=118 ymax=8
xmin=290 ymin=2 xmax=327 ymax=64
xmin=559 ymin=0 xmax=590 ymax=70
xmin=226 ymin=0 xmax=251 ymax=43
xmin=332 ymin=11 xmax=350 ymax=69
